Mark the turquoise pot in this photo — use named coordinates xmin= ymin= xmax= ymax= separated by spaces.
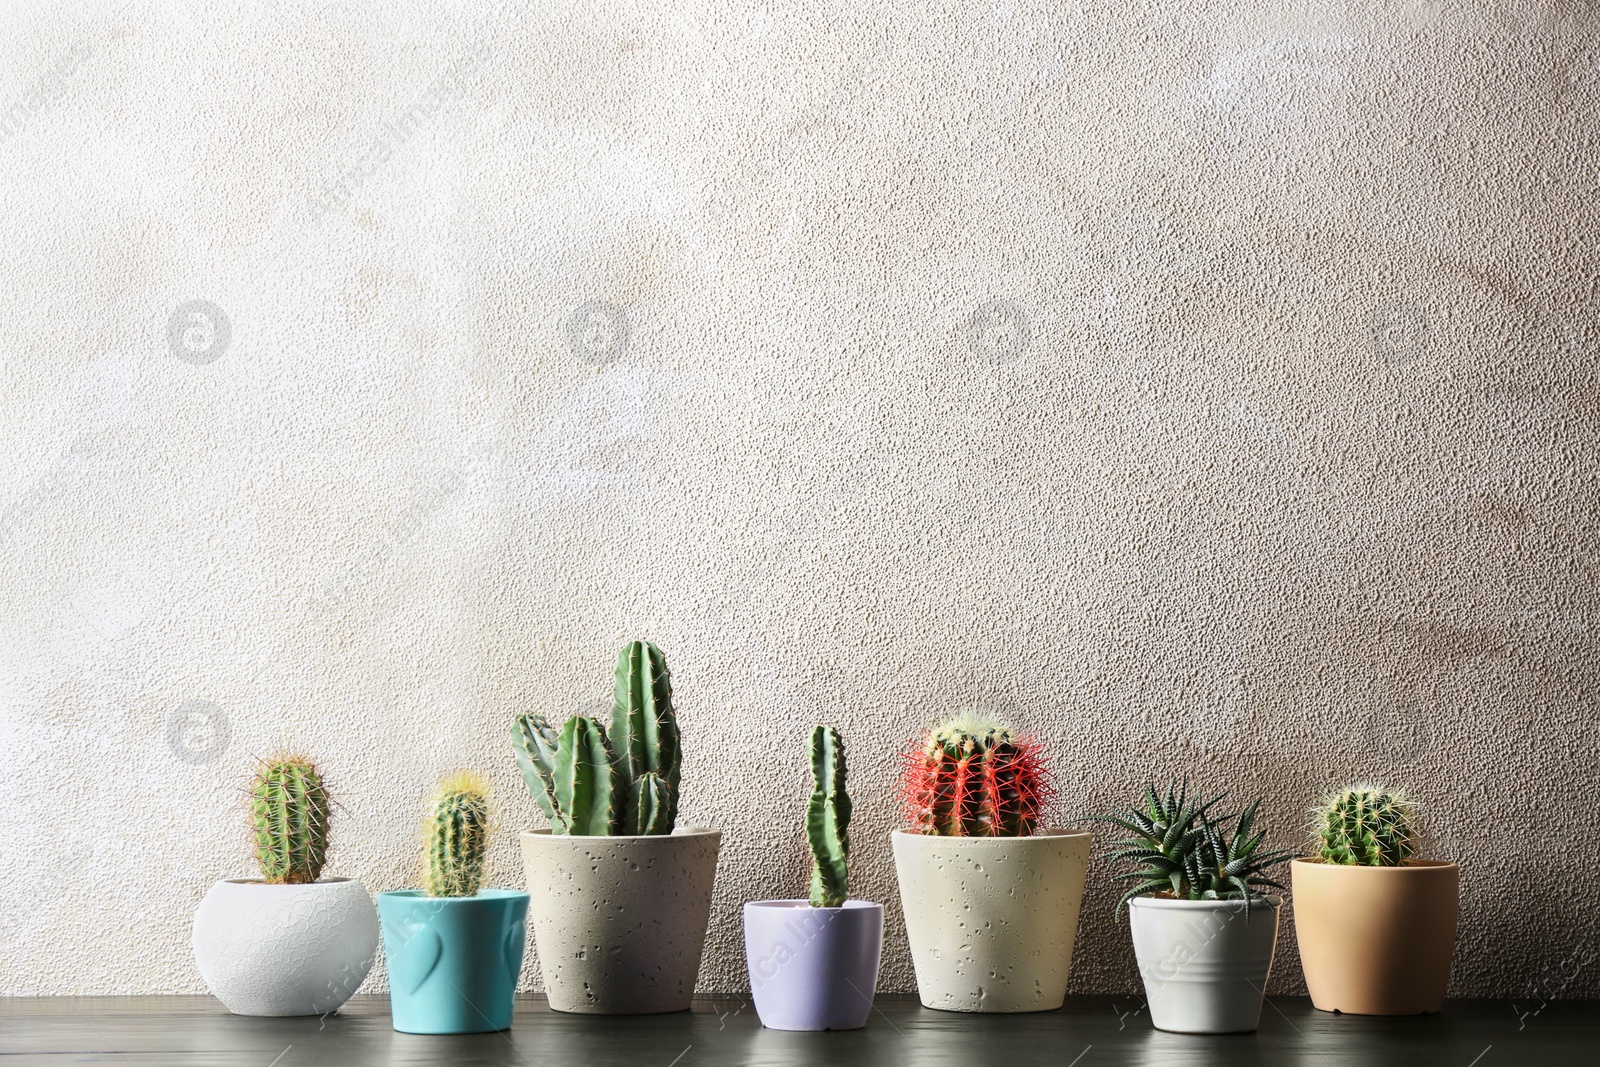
xmin=377 ymin=888 xmax=530 ymax=1034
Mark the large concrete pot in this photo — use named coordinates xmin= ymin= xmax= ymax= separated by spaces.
xmin=1291 ymin=859 xmax=1458 ymax=1014
xmin=377 ymin=888 xmax=530 ymax=1034
xmin=519 ymin=827 xmax=721 ymax=1014
xmin=744 ymin=899 xmax=883 ymax=1031
xmin=192 ymin=878 xmax=378 ymax=1016
xmin=1129 ymin=896 xmax=1279 ymax=1034
xmin=890 ymin=829 xmax=1091 ymax=1012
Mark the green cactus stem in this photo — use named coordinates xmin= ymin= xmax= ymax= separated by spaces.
xmin=1313 ymin=784 xmax=1420 ymax=866
xmin=610 ymin=640 xmax=681 ymax=833
xmin=425 ymin=772 xmax=490 ymax=897
xmin=511 ymin=640 xmax=683 ymax=837
xmin=250 ymin=755 xmax=331 ymax=884
xmin=806 ymin=725 xmax=851 ymax=908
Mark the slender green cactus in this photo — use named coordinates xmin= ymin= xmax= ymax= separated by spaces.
xmin=425 ymin=772 xmax=490 ymax=897
xmin=806 ymin=725 xmax=851 ymax=908
xmin=1313 ymin=784 xmax=1420 ymax=866
xmin=899 ymin=710 xmax=1051 ymax=837
xmin=554 ymin=716 xmax=625 ymax=836
xmin=511 ymin=640 xmax=682 ymax=836
xmin=249 ymin=755 xmax=331 ymax=884
xmin=610 ymin=640 xmax=681 ymax=831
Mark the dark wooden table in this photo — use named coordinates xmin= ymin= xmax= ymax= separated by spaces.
xmin=1 ymin=994 xmax=1591 ymax=1065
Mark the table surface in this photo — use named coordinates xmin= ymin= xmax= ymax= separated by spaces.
xmin=0 ymin=994 xmax=1591 ymax=1066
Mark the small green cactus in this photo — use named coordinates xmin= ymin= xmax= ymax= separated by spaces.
xmin=899 ymin=710 xmax=1051 ymax=837
xmin=249 ymin=755 xmax=331 ymax=885
xmin=511 ymin=640 xmax=681 ymax=836
xmin=424 ymin=771 xmax=490 ymax=897
xmin=806 ymin=725 xmax=851 ymax=908
xmin=1313 ymin=784 xmax=1420 ymax=866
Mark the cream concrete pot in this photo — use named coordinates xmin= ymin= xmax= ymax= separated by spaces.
xmin=890 ymin=829 xmax=1091 ymax=1012
xmin=519 ymin=827 xmax=721 ymax=1014
xmin=191 ymin=878 xmax=378 ymax=1016
xmin=1128 ymin=896 xmax=1279 ymax=1034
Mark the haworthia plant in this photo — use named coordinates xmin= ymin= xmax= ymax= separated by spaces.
xmin=250 ymin=755 xmax=331 ymax=885
xmin=806 ymin=725 xmax=851 ymax=908
xmin=425 ymin=772 xmax=490 ymax=897
xmin=511 ymin=640 xmax=681 ymax=836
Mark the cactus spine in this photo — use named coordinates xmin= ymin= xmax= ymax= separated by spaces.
xmin=899 ymin=710 xmax=1051 ymax=837
xmin=425 ymin=772 xmax=490 ymax=897
xmin=806 ymin=725 xmax=851 ymax=908
xmin=250 ymin=755 xmax=331 ymax=884
xmin=1314 ymin=784 xmax=1420 ymax=866
xmin=511 ymin=640 xmax=681 ymax=836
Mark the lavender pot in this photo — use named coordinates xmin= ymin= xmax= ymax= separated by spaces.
xmin=743 ymin=899 xmax=883 ymax=1031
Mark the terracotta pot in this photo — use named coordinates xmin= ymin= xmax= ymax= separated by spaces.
xmin=1291 ymin=858 xmax=1458 ymax=1015
xmin=519 ymin=828 xmax=721 ymax=1014
xmin=890 ymin=829 xmax=1091 ymax=1012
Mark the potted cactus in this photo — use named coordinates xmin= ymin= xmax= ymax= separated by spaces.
xmin=192 ymin=755 xmax=378 ymax=1016
xmin=890 ymin=711 xmax=1090 ymax=1013
xmin=1090 ymin=782 xmax=1292 ymax=1034
xmin=1291 ymin=784 xmax=1457 ymax=1015
xmin=376 ymin=773 xmax=530 ymax=1034
xmin=512 ymin=639 xmax=721 ymax=1013
xmin=744 ymin=725 xmax=883 ymax=1031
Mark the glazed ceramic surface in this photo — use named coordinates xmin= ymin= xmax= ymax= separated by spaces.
xmin=1292 ymin=859 xmax=1458 ymax=1015
xmin=192 ymin=878 xmax=378 ymax=1016
xmin=520 ymin=827 xmax=721 ymax=1013
xmin=890 ymin=829 xmax=1091 ymax=1012
xmin=377 ymin=888 xmax=530 ymax=1034
xmin=1128 ymin=896 xmax=1279 ymax=1034
xmin=744 ymin=899 xmax=883 ymax=1031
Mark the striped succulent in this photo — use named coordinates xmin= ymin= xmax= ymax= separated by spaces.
xmin=1091 ymin=781 xmax=1292 ymax=919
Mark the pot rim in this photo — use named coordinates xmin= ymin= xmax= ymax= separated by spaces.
xmin=1127 ymin=894 xmax=1282 ymax=911
xmin=520 ymin=826 xmax=721 ymax=842
xmin=215 ymin=877 xmax=362 ymax=888
xmin=743 ymin=898 xmax=882 ymax=912
xmin=1291 ymin=857 xmax=1458 ymax=871
xmin=377 ymin=887 xmax=530 ymax=902
xmin=889 ymin=827 xmax=1091 ymax=844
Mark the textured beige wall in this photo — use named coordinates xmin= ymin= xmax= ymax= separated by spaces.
xmin=1 ymin=0 xmax=1596 ymax=1001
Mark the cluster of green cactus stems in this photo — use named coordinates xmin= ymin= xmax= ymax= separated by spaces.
xmin=424 ymin=772 xmax=491 ymax=897
xmin=806 ymin=725 xmax=851 ymax=908
xmin=249 ymin=755 xmax=332 ymax=884
xmin=899 ymin=710 xmax=1052 ymax=837
xmin=1313 ymin=784 xmax=1420 ymax=866
xmin=511 ymin=640 xmax=682 ymax=836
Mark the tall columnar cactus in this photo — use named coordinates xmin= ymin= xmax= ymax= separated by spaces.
xmin=898 ymin=711 xmax=1051 ymax=837
xmin=1314 ymin=784 xmax=1420 ymax=866
xmin=250 ymin=755 xmax=331 ymax=884
xmin=806 ymin=725 xmax=851 ymax=908
xmin=512 ymin=640 xmax=680 ymax=836
xmin=425 ymin=772 xmax=491 ymax=897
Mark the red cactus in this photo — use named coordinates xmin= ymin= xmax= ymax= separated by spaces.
xmin=898 ymin=713 xmax=1053 ymax=836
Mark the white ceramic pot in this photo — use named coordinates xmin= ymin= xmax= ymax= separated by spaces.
xmin=519 ymin=827 xmax=721 ymax=1014
xmin=1128 ymin=896 xmax=1280 ymax=1034
xmin=192 ymin=878 xmax=378 ymax=1016
xmin=890 ymin=829 xmax=1091 ymax=1012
